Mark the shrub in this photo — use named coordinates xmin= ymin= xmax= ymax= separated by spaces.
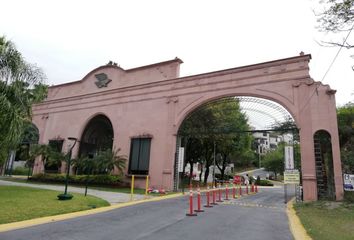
xmin=29 ymin=173 xmax=123 ymax=186
xmin=258 ymin=179 xmax=274 ymax=186
xmin=12 ymin=167 xmax=30 ymax=175
xmin=344 ymin=191 xmax=354 ymax=203
xmin=256 ymin=176 xmax=261 ymax=185
xmin=215 ymin=173 xmax=233 ymax=180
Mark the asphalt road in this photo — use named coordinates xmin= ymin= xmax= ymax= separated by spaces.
xmin=0 ymin=186 xmax=293 ymax=240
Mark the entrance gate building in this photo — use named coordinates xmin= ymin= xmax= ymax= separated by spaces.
xmin=32 ymin=53 xmax=343 ymax=201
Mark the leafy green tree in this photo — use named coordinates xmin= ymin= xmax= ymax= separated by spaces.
xmin=179 ymin=98 xmax=251 ymax=184
xmin=30 ymin=144 xmax=65 ymax=173
xmin=183 ymin=137 xmax=203 ymax=184
xmin=337 ymin=102 xmax=354 ymax=173
xmin=0 ymin=36 xmax=47 ymax=172
xmin=317 ymin=0 xmax=354 ymax=34
xmin=262 ymin=143 xmax=285 ymax=179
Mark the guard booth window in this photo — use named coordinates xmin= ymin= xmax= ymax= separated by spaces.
xmin=128 ymin=138 xmax=151 ymax=175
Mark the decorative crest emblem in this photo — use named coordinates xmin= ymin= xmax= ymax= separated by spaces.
xmin=94 ymin=73 xmax=112 ymax=88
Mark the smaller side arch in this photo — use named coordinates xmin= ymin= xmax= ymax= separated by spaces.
xmin=313 ymin=130 xmax=336 ymax=200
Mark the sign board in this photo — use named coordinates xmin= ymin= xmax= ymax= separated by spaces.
xmin=233 ymin=175 xmax=242 ymax=184
xmin=284 ymin=146 xmax=294 ymax=170
xmin=284 ymin=170 xmax=300 ymax=184
xmin=178 ymin=147 xmax=184 ymax=173
xmin=344 ymin=174 xmax=354 ymax=191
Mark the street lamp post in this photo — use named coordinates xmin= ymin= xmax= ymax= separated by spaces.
xmin=213 ymin=140 xmax=216 ymax=188
xmin=57 ymin=137 xmax=78 ymax=200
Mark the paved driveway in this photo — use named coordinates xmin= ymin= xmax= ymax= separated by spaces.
xmin=0 ymin=185 xmax=293 ymax=240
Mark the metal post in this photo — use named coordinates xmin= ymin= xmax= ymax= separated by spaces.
xmin=58 ymin=137 xmax=77 ymax=200
xmin=130 ymin=175 xmax=135 ymax=201
xmin=63 ymin=156 xmax=71 ymax=195
xmin=213 ymin=140 xmax=216 ymax=188
xmin=145 ymin=175 xmax=149 ymax=196
xmin=284 ymin=183 xmax=287 ymax=204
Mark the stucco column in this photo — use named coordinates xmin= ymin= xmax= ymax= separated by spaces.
xmin=331 ymin=129 xmax=344 ymax=200
xmin=162 ymin=97 xmax=179 ymax=191
xmin=299 ymin=109 xmax=317 ymax=201
xmin=328 ymin=97 xmax=344 ymax=200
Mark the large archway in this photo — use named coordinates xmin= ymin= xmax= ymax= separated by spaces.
xmin=79 ymin=114 xmax=114 ymax=158
xmin=175 ymin=96 xmax=300 ymax=191
xmin=32 ymin=53 xmax=343 ymax=201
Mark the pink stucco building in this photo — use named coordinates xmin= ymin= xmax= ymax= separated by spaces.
xmin=32 ymin=53 xmax=343 ymax=201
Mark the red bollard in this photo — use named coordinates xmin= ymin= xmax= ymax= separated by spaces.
xmin=204 ymin=186 xmax=213 ymax=208
xmin=232 ymin=184 xmax=236 ymax=199
xmin=186 ymin=186 xmax=197 ymax=216
xmin=255 ymin=184 xmax=258 ymax=193
xmin=251 ymin=183 xmax=255 ymax=193
xmin=211 ymin=187 xmax=218 ymax=205
xmin=195 ymin=185 xmax=204 ymax=212
xmin=225 ymin=184 xmax=229 ymax=200
xmin=239 ymin=184 xmax=242 ymax=196
xmin=216 ymin=184 xmax=223 ymax=202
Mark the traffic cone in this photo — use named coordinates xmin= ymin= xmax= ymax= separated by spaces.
xmin=211 ymin=187 xmax=218 ymax=205
xmin=204 ymin=186 xmax=213 ymax=208
xmin=225 ymin=184 xmax=229 ymax=200
xmin=216 ymin=184 xmax=223 ymax=202
xmin=255 ymin=184 xmax=258 ymax=193
xmin=239 ymin=184 xmax=242 ymax=196
xmin=232 ymin=184 xmax=236 ymax=199
xmin=186 ymin=185 xmax=197 ymax=216
xmin=195 ymin=185 xmax=204 ymax=212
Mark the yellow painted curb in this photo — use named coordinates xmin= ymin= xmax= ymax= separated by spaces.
xmin=286 ymin=198 xmax=312 ymax=240
xmin=0 ymin=193 xmax=184 ymax=233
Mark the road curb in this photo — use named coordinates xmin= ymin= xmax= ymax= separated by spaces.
xmin=0 ymin=193 xmax=184 ymax=233
xmin=286 ymin=198 xmax=312 ymax=240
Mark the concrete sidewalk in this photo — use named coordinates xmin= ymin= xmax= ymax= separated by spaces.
xmin=0 ymin=179 xmax=146 ymax=204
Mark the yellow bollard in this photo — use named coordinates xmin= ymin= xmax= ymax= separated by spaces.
xmin=130 ymin=175 xmax=135 ymax=201
xmin=145 ymin=175 xmax=149 ymax=196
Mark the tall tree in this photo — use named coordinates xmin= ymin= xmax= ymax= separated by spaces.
xmin=337 ymin=102 xmax=354 ymax=173
xmin=0 ymin=36 xmax=47 ymax=172
xmin=318 ymin=0 xmax=354 ymax=34
xmin=262 ymin=142 xmax=286 ymax=179
xmin=179 ymin=98 xmax=251 ymax=184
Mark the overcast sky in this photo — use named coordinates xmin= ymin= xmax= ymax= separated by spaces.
xmin=1 ymin=0 xmax=353 ymax=106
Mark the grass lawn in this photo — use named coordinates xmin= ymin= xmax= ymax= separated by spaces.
xmin=0 ymin=186 xmax=109 ymax=224
xmin=294 ymin=201 xmax=354 ymax=240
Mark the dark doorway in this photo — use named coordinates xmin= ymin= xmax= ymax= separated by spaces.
xmin=79 ymin=115 xmax=114 ymax=158
xmin=314 ymin=130 xmax=335 ymax=200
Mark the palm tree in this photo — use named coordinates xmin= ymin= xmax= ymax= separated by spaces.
xmin=0 ymin=36 xmax=47 ymax=174
xmin=26 ymin=144 xmax=65 ymax=174
xmin=94 ymin=148 xmax=127 ymax=175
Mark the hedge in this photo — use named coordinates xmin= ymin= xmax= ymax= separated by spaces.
xmin=258 ymin=179 xmax=274 ymax=186
xmin=29 ymin=173 xmax=124 ymax=186
xmin=12 ymin=167 xmax=30 ymax=176
xmin=344 ymin=191 xmax=354 ymax=203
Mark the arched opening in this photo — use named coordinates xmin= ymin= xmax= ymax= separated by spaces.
xmin=9 ymin=122 xmax=40 ymax=175
xmin=314 ymin=130 xmax=335 ymax=200
xmin=15 ymin=122 xmax=40 ymax=161
xmin=79 ymin=114 xmax=114 ymax=158
xmin=175 ymin=96 xmax=300 ymax=199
